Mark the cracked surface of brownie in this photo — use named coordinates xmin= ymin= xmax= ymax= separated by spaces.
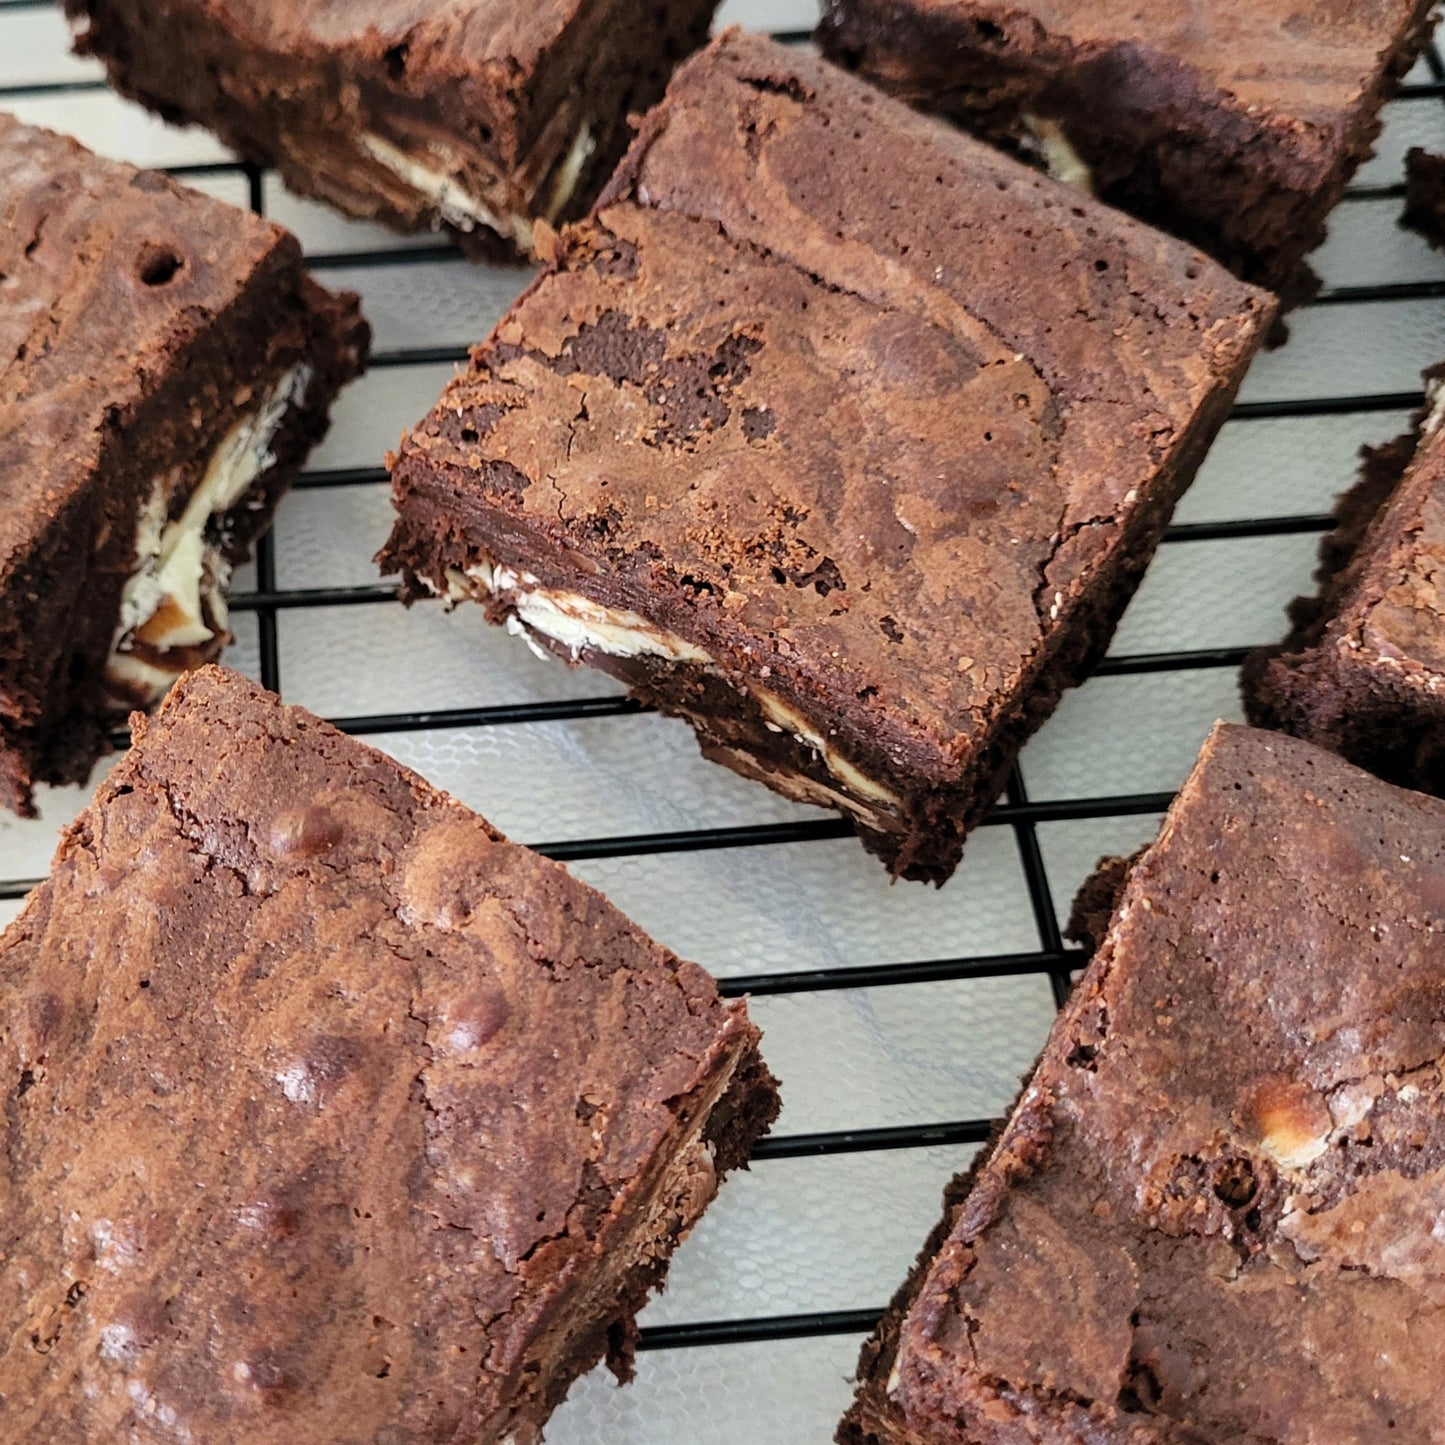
xmin=841 ymin=724 xmax=1445 ymax=1444
xmin=381 ymin=30 xmax=1272 ymax=882
xmin=0 ymin=666 xmax=777 ymax=1444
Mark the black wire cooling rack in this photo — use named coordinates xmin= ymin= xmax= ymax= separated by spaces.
xmin=4 ymin=3 xmax=1445 ymax=1436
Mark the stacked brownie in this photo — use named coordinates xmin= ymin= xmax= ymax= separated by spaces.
xmin=381 ymin=30 xmax=1273 ymax=883
xmin=0 ymin=113 xmax=367 ymax=815
xmin=819 ymin=0 xmax=1436 ymax=301
xmin=65 ymin=0 xmax=721 ymax=257
xmin=0 ymin=666 xmax=778 ymax=1442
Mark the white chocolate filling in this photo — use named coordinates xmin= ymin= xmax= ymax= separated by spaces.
xmin=106 ymin=363 xmax=312 ymax=704
xmin=1023 ymin=113 xmax=1095 ymax=194
xmin=358 ymin=132 xmax=533 ymax=249
xmin=751 ymin=687 xmax=902 ymax=808
xmin=436 ymin=560 xmax=903 ymax=813
xmin=359 ymin=121 xmax=593 ymax=251
xmin=543 ymin=123 xmax=597 ymax=225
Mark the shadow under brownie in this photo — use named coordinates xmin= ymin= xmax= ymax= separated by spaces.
xmin=0 ymin=665 xmax=778 ymax=1443
xmin=818 ymin=0 xmax=1437 ymax=305
xmin=380 ymin=29 xmax=1273 ymax=884
xmin=842 ymin=723 xmax=1445 ymax=1444
xmin=65 ymin=0 xmax=721 ymax=259
xmin=0 ymin=112 xmax=367 ymax=816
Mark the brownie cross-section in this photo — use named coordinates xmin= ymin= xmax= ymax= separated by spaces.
xmin=819 ymin=0 xmax=1436 ymax=302
xmin=66 ymin=0 xmax=722 ymax=258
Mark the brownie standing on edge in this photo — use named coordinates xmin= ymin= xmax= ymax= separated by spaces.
xmin=1247 ymin=371 xmax=1445 ymax=794
xmin=380 ymin=30 xmax=1273 ymax=884
xmin=818 ymin=0 xmax=1436 ymax=300
xmin=65 ymin=0 xmax=721 ymax=259
xmin=0 ymin=665 xmax=778 ymax=1443
xmin=0 ymin=114 xmax=366 ymax=817
xmin=1404 ymin=147 xmax=1445 ymax=247
xmin=842 ymin=724 xmax=1445 ymax=1445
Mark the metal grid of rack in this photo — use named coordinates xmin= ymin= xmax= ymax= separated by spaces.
xmin=4 ymin=2 xmax=1445 ymax=1437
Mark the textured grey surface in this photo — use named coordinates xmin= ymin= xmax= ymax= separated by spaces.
xmin=0 ymin=6 xmax=1439 ymax=1439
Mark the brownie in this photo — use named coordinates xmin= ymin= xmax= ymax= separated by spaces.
xmin=0 ymin=114 xmax=366 ymax=817
xmin=65 ymin=0 xmax=721 ymax=260
xmin=0 ymin=665 xmax=778 ymax=1443
xmin=818 ymin=0 xmax=1437 ymax=302
xmin=379 ymin=30 xmax=1273 ymax=884
xmin=1404 ymin=146 xmax=1445 ymax=247
xmin=1246 ymin=370 xmax=1445 ymax=793
xmin=841 ymin=723 xmax=1445 ymax=1445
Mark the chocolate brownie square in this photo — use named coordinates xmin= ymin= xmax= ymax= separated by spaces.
xmin=841 ymin=723 xmax=1445 ymax=1445
xmin=66 ymin=0 xmax=721 ymax=258
xmin=818 ymin=0 xmax=1437 ymax=301
xmin=0 ymin=112 xmax=367 ymax=816
xmin=380 ymin=30 xmax=1273 ymax=883
xmin=0 ymin=665 xmax=778 ymax=1443
xmin=1246 ymin=370 xmax=1445 ymax=793
xmin=1404 ymin=146 xmax=1445 ymax=248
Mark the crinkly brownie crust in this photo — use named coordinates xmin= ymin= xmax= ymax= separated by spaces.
xmin=842 ymin=724 xmax=1445 ymax=1443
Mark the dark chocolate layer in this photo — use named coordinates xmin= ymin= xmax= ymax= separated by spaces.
xmin=0 ymin=666 xmax=778 ymax=1442
xmin=1405 ymin=147 xmax=1445 ymax=249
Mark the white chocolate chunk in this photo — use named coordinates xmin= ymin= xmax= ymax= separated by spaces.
xmin=491 ymin=565 xmax=712 ymax=665
xmin=751 ymin=687 xmax=902 ymax=808
xmin=106 ymin=363 xmax=312 ymax=702
xmin=1023 ymin=113 xmax=1095 ymax=194
xmin=1423 ymin=371 xmax=1445 ymax=437
xmin=468 ymin=557 xmax=904 ymax=813
xmin=543 ymin=123 xmax=596 ymax=224
xmin=358 ymin=132 xmax=534 ymax=250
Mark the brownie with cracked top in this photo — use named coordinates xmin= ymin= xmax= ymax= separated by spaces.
xmin=818 ymin=0 xmax=1436 ymax=303
xmin=841 ymin=723 xmax=1445 ymax=1445
xmin=1247 ymin=369 xmax=1445 ymax=794
xmin=380 ymin=29 xmax=1273 ymax=883
xmin=0 ymin=665 xmax=778 ymax=1443
xmin=66 ymin=0 xmax=721 ymax=259
xmin=0 ymin=112 xmax=366 ymax=817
